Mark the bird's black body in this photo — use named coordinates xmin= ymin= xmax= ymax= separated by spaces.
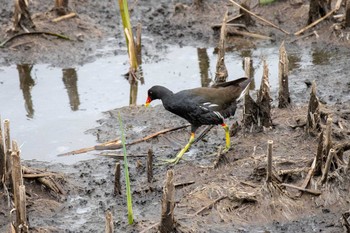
xmin=147 ymin=77 xmax=251 ymax=132
xmin=146 ymin=77 xmax=251 ymax=164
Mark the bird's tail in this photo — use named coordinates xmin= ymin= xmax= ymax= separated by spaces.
xmin=237 ymin=78 xmax=252 ymax=101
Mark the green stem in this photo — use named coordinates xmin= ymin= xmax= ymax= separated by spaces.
xmin=118 ymin=112 xmax=134 ymax=225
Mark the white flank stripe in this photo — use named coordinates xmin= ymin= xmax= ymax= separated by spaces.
xmin=213 ymin=111 xmax=224 ymax=120
xmin=203 ymin=102 xmax=211 ymax=106
xmin=208 ymin=104 xmax=219 ymax=108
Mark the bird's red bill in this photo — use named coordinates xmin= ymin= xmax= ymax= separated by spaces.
xmin=145 ymin=96 xmax=151 ymax=107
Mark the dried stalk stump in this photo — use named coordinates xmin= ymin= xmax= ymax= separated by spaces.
xmin=308 ymin=0 xmax=330 ymax=24
xmin=114 ymin=162 xmax=121 ymax=195
xmin=13 ymin=0 xmax=35 ymax=31
xmin=4 ymin=119 xmax=12 ymax=187
xmin=314 ymin=131 xmax=324 ymax=176
xmin=159 ymin=170 xmax=176 ymax=233
xmin=18 ymin=185 xmax=28 ymax=232
xmin=306 ymin=81 xmax=321 ymax=135
xmin=147 ymin=149 xmax=153 ymax=183
xmin=243 ymin=57 xmax=259 ymax=131
xmin=321 ymin=148 xmax=335 ymax=184
xmin=105 ymin=211 xmax=114 ymax=233
xmin=257 ymin=60 xmax=272 ymax=128
xmin=54 ymin=0 xmax=70 ymax=16
xmin=11 ymin=141 xmax=29 ymax=232
xmin=278 ymin=41 xmax=290 ymax=108
xmin=215 ymin=11 xmax=228 ymax=84
xmin=295 ymin=0 xmax=342 ymax=35
xmin=324 ymin=117 xmax=333 ymax=157
xmin=240 ymin=1 xmax=254 ymax=26
xmin=346 ymin=0 xmax=350 ymax=27
xmin=266 ymin=140 xmax=273 ymax=182
xmin=0 ymin=116 xmax=5 ymax=183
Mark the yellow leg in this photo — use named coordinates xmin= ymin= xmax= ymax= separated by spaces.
xmin=222 ymin=123 xmax=231 ymax=152
xmin=159 ymin=133 xmax=195 ymax=165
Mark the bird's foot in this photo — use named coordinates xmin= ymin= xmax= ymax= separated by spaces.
xmin=222 ymin=146 xmax=230 ymax=153
xmin=214 ymin=145 xmax=230 ymax=153
xmin=157 ymin=156 xmax=184 ymax=165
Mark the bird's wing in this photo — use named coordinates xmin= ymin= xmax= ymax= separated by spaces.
xmin=165 ymin=93 xmax=225 ymax=125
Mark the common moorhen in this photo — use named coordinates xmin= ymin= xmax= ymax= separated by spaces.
xmin=145 ymin=77 xmax=251 ymax=164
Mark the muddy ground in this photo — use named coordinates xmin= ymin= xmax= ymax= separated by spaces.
xmin=1 ymin=0 xmax=350 ymax=232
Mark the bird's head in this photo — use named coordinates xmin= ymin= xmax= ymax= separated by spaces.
xmin=145 ymin=86 xmax=173 ymax=107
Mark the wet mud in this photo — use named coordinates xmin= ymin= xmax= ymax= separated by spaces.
xmin=1 ymin=0 xmax=350 ymax=232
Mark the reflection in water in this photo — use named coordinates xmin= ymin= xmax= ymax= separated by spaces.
xmin=128 ymin=66 xmax=145 ymax=106
xmin=17 ymin=64 xmax=35 ymax=118
xmin=129 ymin=78 xmax=138 ymax=105
xmin=240 ymin=50 xmax=256 ymax=90
xmin=242 ymin=57 xmax=256 ymax=90
xmin=288 ymin=54 xmax=301 ymax=71
xmin=62 ymin=68 xmax=80 ymax=111
xmin=312 ymin=49 xmax=331 ymax=65
xmin=197 ymin=48 xmax=211 ymax=87
xmin=240 ymin=49 xmax=253 ymax=60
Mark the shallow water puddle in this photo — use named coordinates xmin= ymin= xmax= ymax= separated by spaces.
xmin=0 ymin=44 xmax=333 ymax=163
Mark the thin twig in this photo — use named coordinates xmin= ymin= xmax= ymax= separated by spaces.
xmin=211 ymin=23 xmax=247 ymax=30
xmin=280 ymin=183 xmax=321 ymax=195
xmin=52 ymin=12 xmax=77 ymax=22
xmin=0 ymin=31 xmax=71 ymax=48
xmin=59 ymin=124 xmax=190 ymax=156
xmin=174 ymin=180 xmax=195 ymax=188
xmin=298 ymin=156 xmax=316 ymax=197
xmin=96 ymin=153 xmax=147 ymax=158
xmin=228 ymin=29 xmax=273 ymax=40
xmin=227 ymin=14 xmax=243 ymax=23
xmin=140 ymin=222 xmax=160 ymax=233
xmin=22 ymin=172 xmax=58 ymax=178
xmin=194 ymin=195 xmax=228 ymax=215
xmin=228 ymin=0 xmax=290 ymax=34
xmin=95 ymin=124 xmax=190 ymax=150
xmin=342 ymin=212 xmax=350 ymax=232
xmin=57 ymin=139 xmax=120 ymax=156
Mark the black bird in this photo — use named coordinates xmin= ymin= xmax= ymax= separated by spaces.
xmin=145 ymin=77 xmax=251 ymax=164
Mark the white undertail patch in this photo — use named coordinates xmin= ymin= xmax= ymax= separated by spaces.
xmin=237 ymin=81 xmax=250 ymax=101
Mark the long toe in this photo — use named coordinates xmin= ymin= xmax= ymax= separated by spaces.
xmin=157 ymin=157 xmax=181 ymax=165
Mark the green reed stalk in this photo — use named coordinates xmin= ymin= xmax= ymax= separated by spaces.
xmin=118 ymin=0 xmax=138 ymax=70
xmin=118 ymin=112 xmax=134 ymax=225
